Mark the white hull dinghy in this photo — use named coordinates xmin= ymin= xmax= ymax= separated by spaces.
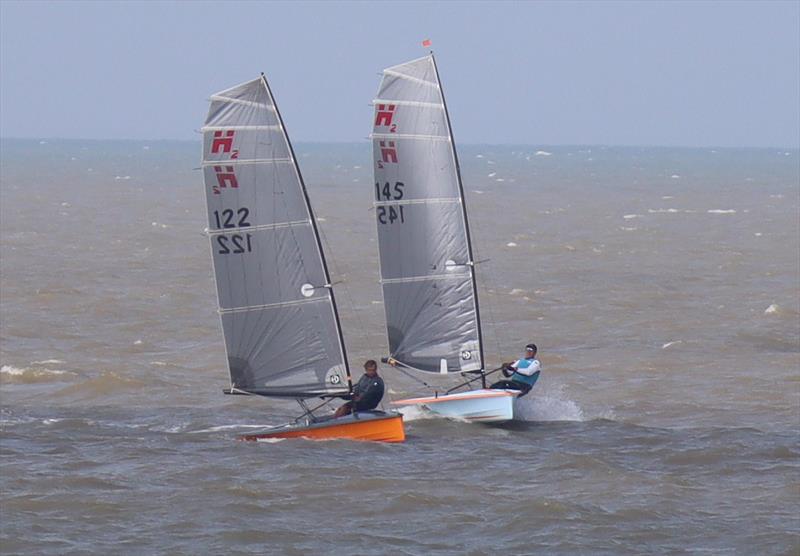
xmin=392 ymin=389 xmax=519 ymax=422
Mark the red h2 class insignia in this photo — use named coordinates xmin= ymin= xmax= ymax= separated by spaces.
xmin=374 ymin=104 xmax=396 ymax=127
xmin=379 ymin=140 xmax=398 ymax=163
xmin=213 ymin=165 xmax=238 ymax=189
xmin=211 ymin=130 xmax=235 ymax=154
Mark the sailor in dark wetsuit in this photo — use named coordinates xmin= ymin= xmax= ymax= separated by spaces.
xmin=333 ymin=360 xmax=385 ymax=418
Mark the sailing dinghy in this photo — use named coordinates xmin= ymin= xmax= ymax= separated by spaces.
xmin=202 ymin=75 xmax=404 ymax=442
xmin=371 ymin=54 xmax=520 ymax=423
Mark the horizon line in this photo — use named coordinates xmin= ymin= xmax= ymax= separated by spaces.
xmin=0 ymin=136 xmax=798 ymax=151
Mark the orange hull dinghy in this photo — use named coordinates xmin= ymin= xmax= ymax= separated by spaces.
xmin=239 ymin=411 xmax=405 ymax=443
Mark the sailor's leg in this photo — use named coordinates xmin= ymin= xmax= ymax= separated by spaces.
xmin=513 ymin=383 xmax=532 ymax=398
xmin=334 ymin=402 xmax=353 ymax=418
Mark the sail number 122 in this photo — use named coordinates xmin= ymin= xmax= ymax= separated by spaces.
xmin=214 ymin=207 xmax=253 ymax=255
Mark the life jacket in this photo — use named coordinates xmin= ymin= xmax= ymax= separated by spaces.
xmin=511 ymin=358 xmax=541 ymax=387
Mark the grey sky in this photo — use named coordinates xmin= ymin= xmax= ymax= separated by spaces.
xmin=1 ymin=0 xmax=798 ymax=147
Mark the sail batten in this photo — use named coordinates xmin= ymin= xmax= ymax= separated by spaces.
xmin=371 ymin=133 xmax=450 ymax=141
xmin=201 ymin=158 xmax=293 ymax=167
xmin=383 ymin=69 xmax=440 ymax=88
xmin=206 ymin=219 xmax=311 ymax=235
xmin=203 ymin=76 xmax=350 ymax=396
xmin=208 ymin=98 xmax=275 ymax=110
xmin=373 ymin=197 xmax=460 ymax=207
xmin=220 ymin=296 xmax=329 ymax=314
xmin=380 ymin=273 xmax=471 ymax=284
xmin=372 ymin=55 xmax=483 ymax=374
xmin=372 ymin=99 xmax=444 ymax=109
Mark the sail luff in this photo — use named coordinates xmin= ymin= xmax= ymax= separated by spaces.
xmin=202 ymin=132 xmax=233 ymax=391
xmin=429 ymin=53 xmax=485 ymax=371
xmin=259 ymin=74 xmax=353 ymax=393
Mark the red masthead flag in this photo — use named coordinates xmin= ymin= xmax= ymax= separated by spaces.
xmin=422 ymin=39 xmax=432 ymax=48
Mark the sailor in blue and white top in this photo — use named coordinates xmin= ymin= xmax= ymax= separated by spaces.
xmin=489 ymin=343 xmax=541 ymax=397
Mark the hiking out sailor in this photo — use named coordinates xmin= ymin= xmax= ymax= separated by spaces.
xmin=489 ymin=343 xmax=541 ymax=397
xmin=334 ymin=360 xmax=385 ymax=417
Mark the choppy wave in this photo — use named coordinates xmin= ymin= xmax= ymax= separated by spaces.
xmin=52 ymin=371 xmax=150 ymax=399
xmin=0 ymin=365 xmax=77 ymax=384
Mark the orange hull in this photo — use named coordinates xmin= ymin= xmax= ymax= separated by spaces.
xmin=239 ymin=413 xmax=405 ymax=443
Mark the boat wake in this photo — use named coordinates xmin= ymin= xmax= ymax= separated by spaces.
xmin=514 ymin=384 xmax=611 ymax=422
xmin=396 ymin=404 xmax=442 ymax=422
xmin=186 ymin=423 xmax=280 ymax=434
xmin=514 ymin=393 xmax=584 ymax=421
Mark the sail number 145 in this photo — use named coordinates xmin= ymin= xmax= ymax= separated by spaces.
xmin=376 ymin=181 xmax=406 ymax=225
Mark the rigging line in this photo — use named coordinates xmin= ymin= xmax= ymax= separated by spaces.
xmin=469 ymin=206 xmax=503 ymax=361
xmin=253 ymin=77 xmax=327 ymax=382
xmin=389 ymin=361 xmax=436 ymax=392
xmin=431 ymin=53 xmax=487 ymax=370
xmin=233 ymin=93 xmax=289 ymax=364
xmin=295 ymin=397 xmax=337 ymax=423
xmin=315 ymin=220 xmax=369 ymax=342
xmin=264 ymin=74 xmax=352 ymax=388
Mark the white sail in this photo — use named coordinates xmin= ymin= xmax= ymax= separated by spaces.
xmin=372 ymin=55 xmax=483 ymax=374
xmin=202 ymin=77 xmax=350 ymax=397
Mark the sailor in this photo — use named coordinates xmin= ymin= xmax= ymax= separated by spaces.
xmin=489 ymin=343 xmax=541 ymax=397
xmin=333 ymin=360 xmax=385 ymax=418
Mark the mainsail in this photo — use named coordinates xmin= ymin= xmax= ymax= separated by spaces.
xmin=202 ymin=76 xmax=350 ymax=397
xmin=372 ymin=55 xmax=483 ymax=374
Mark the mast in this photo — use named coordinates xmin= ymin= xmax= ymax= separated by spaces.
xmin=260 ymin=74 xmax=353 ymax=395
xmin=429 ymin=53 xmax=486 ymax=372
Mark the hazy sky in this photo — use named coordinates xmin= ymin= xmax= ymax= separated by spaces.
xmin=1 ymin=0 xmax=798 ymax=147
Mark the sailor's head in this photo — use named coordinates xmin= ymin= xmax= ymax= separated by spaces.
xmin=364 ymin=360 xmax=378 ymax=375
xmin=524 ymin=343 xmax=537 ymax=358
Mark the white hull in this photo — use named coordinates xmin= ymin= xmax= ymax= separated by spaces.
xmin=392 ymin=389 xmax=519 ymax=423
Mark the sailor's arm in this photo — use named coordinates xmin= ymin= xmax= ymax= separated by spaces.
xmin=515 ymin=360 xmax=541 ymax=376
xmin=501 ymin=360 xmax=519 ymax=377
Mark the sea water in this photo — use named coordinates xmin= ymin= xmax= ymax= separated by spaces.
xmin=1 ymin=140 xmax=798 ymax=554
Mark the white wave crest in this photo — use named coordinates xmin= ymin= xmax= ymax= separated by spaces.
xmin=188 ymin=423 xmax=277 ymax=434
xmin=514 ymin=393 xmax=585 ymax=422
xmin=707 ymin=209 xmax=736 ymax=214
xmin=397 ymin=405 xmax=438 ymax=422
xmin=514 ymin=382 xmax=612 ymax=422
xmin=1 ymin=365 xmax=75 ymax=383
